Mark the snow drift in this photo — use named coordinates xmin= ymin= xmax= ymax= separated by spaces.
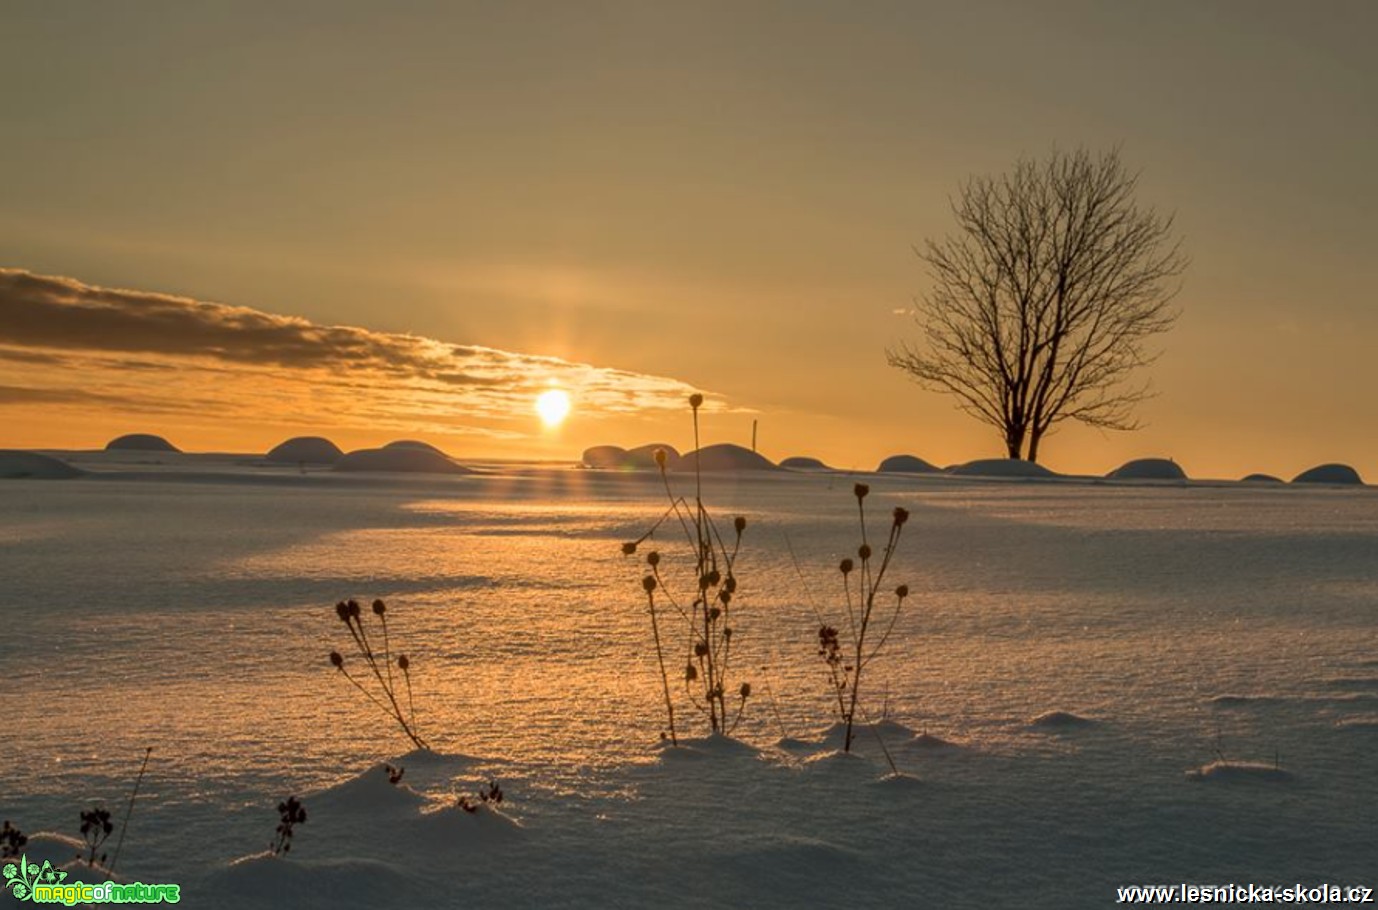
xmin=1291 ymin=463 xmax=1364 ymax=485
xmin=1107 ymin=458 xmax=1187 ymax=480
xmin=266 ymin=436 xmax=344 ymax=464
xmin=673 ymin=444 xmax=777 ymax=472
xmin=0 ymin=450 xmax=84 ymax=479
xmin=333 ymin=447 xmax=472 ymax=474
xmin=876 ymin=454 xmax=939 ymax=474
xmin=104 ymin=433 xmax=180 ymax=452
xmin=780 ymin=456 xmax=830 ymax=470
xmin=948 ymin=458 xmax=1057 ymax=478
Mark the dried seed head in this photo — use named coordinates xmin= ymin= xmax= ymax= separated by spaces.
xmin=654 ymin=448 xmax=667 ymax=467
xmin=372 ymin=599 xmax=386 ymax=616
xmin=622 ymin=541 xmax=637 ymax=556
xmin=724 ymin=575 xmax=737 ymax=594
xmin=708 ymin=606 xmax=721 ymax=621
xmin=685 ymin=662 xmax=698 ymax=681
xmin=694 ymin=642 xmax=709 ymax=657
xmin=893 ymin=506 xmax=910 ymax=526
xmin=734 ymin=516 xmax=747 ymax=535
xmin=647 ymin=551 xmax=660 ymax=567
xmin=718 ymin=589 xmax=731 ymax=605
xmin=329 ymin=651 xmax=344 ymax=668
xmin=858 ymin=544 xmax=872 ymax=560
xmin=840 ymin=558 xmax=854 ymax=575
xmin=689 ymin=393 xmax=704 ymax=409
xmin=643 ymin=575 xmax=657 ymax=594
xmin=739 ymin=682 xmax=752 ymax=699
xmin=854 ymin=482 xmax=870 ymax=500
xmin=896 ymin=584 xmax=910 ymax=598
xmin=397 ymin=654 xmax=410 ymax=671
xmin=707 ymin=568 xmax=721 ymax=587
xmin=347 ymin=600 xmax=361 ymax=619
xmin=335 ymin=601 xmax=351 ymax=623
xmin=722 ymin=626 xmax=733 ymax=639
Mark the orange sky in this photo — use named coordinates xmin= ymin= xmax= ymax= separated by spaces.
xmin=2 ymin=2 xmax=1376 ymax=480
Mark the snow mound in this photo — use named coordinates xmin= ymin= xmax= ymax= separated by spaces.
xmin=208 ymin=854 xmax=418 ymax=907
xmin=11 ymin=832 xmax=85 ymax=869
xmin=655 ymin=733 xmax=761 ymax=761
xmin=626 ymin=443 xmax=680 ymax=468
xmin=673 ymin=444 xmax=777 ymax=472
xmin=305 ymin=762 xmax=429 ymax=817
xmin=807 ymin=720 xmax=917 ymax=753
xmin=104 ymin=433 xmax=179 ymax=452
xmin=908 ymin=732 xmax=967 ymax=752
xmin=407 ymin=801 xmax=524 ymax=845
xmin=383 ymin=439 xmax=446 ymax=455
xmin=581 ymin=443 xmax=681 ymax=470
xmin=333 ymin=447 xmax=473 ymax=475
xmin=877 ymin=454 xmax=939 ymax=474
xmin=581 ymin=445 xmax=627 ymax=468
xmin=870 ymin=771 xmax=925 ymax=789
xmin=948 ymin=458 xmax=1057 ymax=478
xmin=1185 ymin=760 xmax=1295 ymax=783
xmin=1107 ymin=458 xmax=1187 ymax=480
xmin=1029 ymin=710 xmax=1098 ymax=729
xmin=1241 ymin=473 xmax=1284 ymax=483
xmin=780 ymin=456 xmax=831 ymax=470
xmin=0 ymin=450 xmax=84 ymax=479
xmin=1291 ymin=463 xmax=1364 ymax=485
xmin=266 ymin=436 xmax=343 ymax=464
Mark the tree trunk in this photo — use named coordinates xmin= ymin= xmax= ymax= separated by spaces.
xmin=1027 ymin=429 xmax=1043 ymax=464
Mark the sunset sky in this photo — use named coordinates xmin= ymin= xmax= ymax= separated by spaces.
xmin=3 ymin=1 xmax=1375 ymax=478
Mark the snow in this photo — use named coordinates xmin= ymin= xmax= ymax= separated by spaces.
xmin=673 ymin=443 xmax=777 ymax=471
xmin=876 ymin=454 xmax=939 ymax=473
xmin=332 ymin=447 xmax=473 ymax=474
xmin=580 ymin=444 xmax=627 ymax=468
xmin=1028 ymin=710 xmax=1099 ymax=729
xmin=104 ymin=433 xmax=180 ymax=452
xmin=383 ymin=440 xmax=448 ymax=455
xmin=1106 ymin=457 xmax=1187 ymax=480
xmin=266 ymin=437 xmax=343 ymax=464
xmin=1184 ymin=761 xmax=1295 ymax=784
xmin=581 ymin=444 xmax=681 ymax=470
xmin=2 ymin=462 xmax=1376 ymax=908
xmin=1291 ymin=463 xmax=1364 ymax=485
xmin=948 ymin=458 xmax=1058 ymax=478
xmin=0 ymin=450 xmax=83 ymax=479
xmin=779 ymin=456 xmax=830 ymax=470
xmin=1241 ymin=473 xmax=1283 ymax=483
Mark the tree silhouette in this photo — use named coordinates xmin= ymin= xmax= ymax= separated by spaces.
xmin=888 ymin=148 xmax=1187 ymax=463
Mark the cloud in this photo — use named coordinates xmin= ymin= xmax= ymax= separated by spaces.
xmin=0 ymin=268 xmax=719 ymax=438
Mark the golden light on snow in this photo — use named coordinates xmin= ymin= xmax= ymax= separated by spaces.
xmin=536 ymin=388 xmax=572 ymax=427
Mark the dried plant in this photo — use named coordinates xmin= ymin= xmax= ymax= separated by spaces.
xmin=328 ymin=598 xmax=428 ymax=750
xmin=457 ymin=781 xmax=503 ymax=814
xmin=78 ymin=807 xmax=113 ymax=867
xmin=624 ymin=394 xmax=753 ymax=741
xmin=0 ymin=821 xmax=26 ymax=859
xmin=270 ymin=797 xmax=307 ymax=856
xmin=813 ymin=483 xmax=911 ymax=752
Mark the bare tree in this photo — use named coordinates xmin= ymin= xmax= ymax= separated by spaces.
xmin=888 ymin=148 xmax=1187 ymax=463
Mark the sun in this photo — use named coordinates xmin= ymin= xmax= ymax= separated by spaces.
xmin=535 ymin=388 xmax=571 ymax=427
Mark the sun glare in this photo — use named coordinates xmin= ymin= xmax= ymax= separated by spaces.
xmin=536 ymin=389 xmax=571 ymax=427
